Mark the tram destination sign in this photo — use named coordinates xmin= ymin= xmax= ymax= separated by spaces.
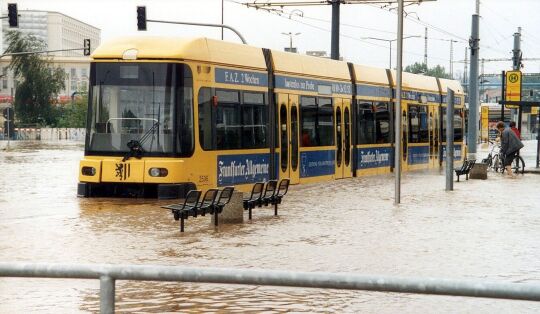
xmin=275 ymin=75 xmax=352 ymax=95
xmin=215 ymin=68 xmax=268 ymax=87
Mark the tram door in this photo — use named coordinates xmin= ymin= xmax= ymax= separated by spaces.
xmin=278 ymin=94 xmax=300 ymax=184
xmin=428 ymin=105 xmax=439 ymax=168
xmin=401 ymin=105 xmax=409 ymax=171
xmin=334 ymin=99 xmax=352 ymax=179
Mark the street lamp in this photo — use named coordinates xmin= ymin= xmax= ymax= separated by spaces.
xmin=281 ymin=32 xmax=301 ymax=53
xmin=363 ymin=35 xmax=421 ymax=69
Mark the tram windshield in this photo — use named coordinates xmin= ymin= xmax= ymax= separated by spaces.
xmin=86 ymin=62 xmax=193 ymax=156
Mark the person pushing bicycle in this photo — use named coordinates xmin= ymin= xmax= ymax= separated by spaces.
xmin=496 ymin=121 xmax=524 ymax=178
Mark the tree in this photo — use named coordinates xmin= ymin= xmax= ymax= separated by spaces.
xmin=404 ymin=62 xmax=452 ymax=79
xmin=5 ymin=31 xmax=66 ymax=126
xmin=54 ymin=96 xmax=88 ymax=128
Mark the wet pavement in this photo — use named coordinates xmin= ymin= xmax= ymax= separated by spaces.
xmin=1 ymin=140 xmax=540 ymax=313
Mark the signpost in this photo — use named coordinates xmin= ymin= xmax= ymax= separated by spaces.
xmin=505 ymin=70 xmax=521 ymax=109
xmin=446 ymin=89 xmax=455 ymax=191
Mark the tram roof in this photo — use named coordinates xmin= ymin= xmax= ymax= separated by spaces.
xmin=389 ymin=70 xmax=439 ymax=92
xmin=352 ymin=64 xmax=390 ymax=86
xmin=438 ymin=78 xmax=464 ymax=95
xmin=91 ymin=36 xmax=267 ymax=70
xmin=270 ymin=49 xmax=350 ymax=81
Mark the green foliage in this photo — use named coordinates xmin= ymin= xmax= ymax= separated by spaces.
xmin=54 ymin=96 xmax=88 ymax=128
xmin=404 ymin=62 xmax=452 ymax=79
xmin=5 ymin=31 xmax=66 ymax=126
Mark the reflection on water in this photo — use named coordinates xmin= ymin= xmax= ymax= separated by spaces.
xmin=1 ymin=141 xmax=540 ymax=313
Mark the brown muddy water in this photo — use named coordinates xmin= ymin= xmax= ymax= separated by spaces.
xmin=1 ymin=141 xmax=540 ymax=313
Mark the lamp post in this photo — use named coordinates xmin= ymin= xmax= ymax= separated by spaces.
xmin=363 ymin=35 xmax=421 ymax=69
xmin=281 ymin=32 xmax=301 ymax=53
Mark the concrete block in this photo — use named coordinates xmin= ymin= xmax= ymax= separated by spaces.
xmin=211 ymin=191 xmax=244 ymax=225
xmin=470 ymin=162 xmax=488 ymax=180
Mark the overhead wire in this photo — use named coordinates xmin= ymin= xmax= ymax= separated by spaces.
xmin=369 ymin=2 xmax=514 ymax=59
xmin=229 ymin=0 xmax=452 ymax=63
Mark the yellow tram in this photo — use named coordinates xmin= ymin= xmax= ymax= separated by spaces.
xmin=78 ymin=37 xmax=465 ymax=198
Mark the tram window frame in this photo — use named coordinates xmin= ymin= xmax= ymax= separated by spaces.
xmin=418 ymin=105 xmax=429 ymax=143
xmin=375 ymin=102 xmax=390 ymax=144
xmin=408 ymin=105 xmax=420 ymax=143
xmin=198 ymin=88 xmax=268 ymax=151
xmin=214 ymin=89 xmax=241 ymax=150
xmin=241 ymin=91 xmax=268 ymax=149
xmin=453 ymin=109 xmax=463 ymax=142
xmin=300 ymin=96 xmax=317 ymax=147
xmin=198 ymin=87 xmax=214 ymax=150
xmin=299 ymin=96 xmax=335 ymax=147
xmin=177 ymin=64 xmax=195 ymax=156
xmin=356 ymin=101 xmax=376 ymax=145
xmin=441 ymin=108 xmax=464 ymax=142
xmin=317 ymin=97 xmax=334 ymax=146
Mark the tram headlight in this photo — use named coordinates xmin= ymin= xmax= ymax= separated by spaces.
xmin=81 ymin=166 xmax=96 ymax=176
xmin=149 ymin=167 xmax=168 ymax=177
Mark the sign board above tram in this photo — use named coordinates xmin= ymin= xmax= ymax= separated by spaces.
xmin=505 ymin=70 xmax=521 ymax=108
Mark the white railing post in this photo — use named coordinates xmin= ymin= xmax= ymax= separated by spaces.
xmin=100 ymin=275 xmax=115 ymax=314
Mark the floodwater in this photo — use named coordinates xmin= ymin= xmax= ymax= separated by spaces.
xmin=1 ymin=140 xmax=540 ymax=313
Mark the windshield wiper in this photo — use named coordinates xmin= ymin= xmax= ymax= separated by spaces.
xmin=122 ymin=120 xmax=159 ymax=162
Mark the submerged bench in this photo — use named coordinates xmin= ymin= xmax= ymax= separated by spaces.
xmin=455 ymin=159 xmax=476 ymax=182
xmin=162 ymin=187 xmax=234 ymax=232
xmin=243 ymin=179 xmax=290 ymax=220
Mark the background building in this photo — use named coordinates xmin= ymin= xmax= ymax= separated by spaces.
xmin=0 ymin=10 xmax=100 ymax=109
xmin=1 ymin=10 xmax=100 ymax=56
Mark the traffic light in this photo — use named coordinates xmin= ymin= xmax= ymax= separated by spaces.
xmin=3 ymin=120 xmax=14 ymax=138
xmin=137 ymin=6 xmax=146 ymax=31
xmin=84 ymin=39 xmax=91 ymax=56
xmin=8 ymin=3 xmax=18 ymax=28
xmin=2 ymin=107 xmax=13 ymax=120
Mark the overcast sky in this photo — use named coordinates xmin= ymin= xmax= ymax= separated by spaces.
xmin=7 ymin=0 xmax=540 ymax=76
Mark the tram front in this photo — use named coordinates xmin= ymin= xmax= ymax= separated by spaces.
xmin=78 ymin=61 xmax=195 ymax=198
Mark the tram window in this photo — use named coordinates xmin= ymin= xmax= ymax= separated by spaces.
xmin=216 ymin=90 xmax=239 ymax=103
xmin=299 ymin=96 xmax=334 ymax=147
xmin=242 ymin=92 xmax=267 ymax=149
xmin=215 ymin=89 xmax=241 ymax=149
xmin=441 ymin=108 xmax=447 ymax=142
xmin=300 ymin=96 xmax=317 ymax=146
xmin=441 ymin=108 xmax=464 ymax=142
xmin=317 ymin=97 xmax=334 ymax=146
xmin=216 ymin=105 xmax=241 ymax=149
xmin=178 ymin=66 xmax=194 ymax=155
xmin=408 ymin=105 xmax=420 ymax=143
xmin=418 ymin=105 xmax=429 ymax=143
xmin=243 ymin=92 xmax=264 ymax=105
xmin=453 ymin=109 xmax=463 ymax=142
xmin=375 ymin=102 xmax=390 ymax=143
xmin=198 ymin=87 xmax=213 ymax=150
xmin=357 ymin=102 xmax=375 ymax=144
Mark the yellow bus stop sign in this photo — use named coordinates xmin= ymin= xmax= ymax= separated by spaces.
xmin=505 ymin=70 xmax=521 ymax=108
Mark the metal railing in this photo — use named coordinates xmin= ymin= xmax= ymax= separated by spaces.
xmin=1 ymin=262 xmax=540 ymax=314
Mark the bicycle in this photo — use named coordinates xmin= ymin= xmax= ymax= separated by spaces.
xmin=500 ymin=151 xmax=525 ymax=175
xmin=482 ymin=140 xmax=504 ymax=172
